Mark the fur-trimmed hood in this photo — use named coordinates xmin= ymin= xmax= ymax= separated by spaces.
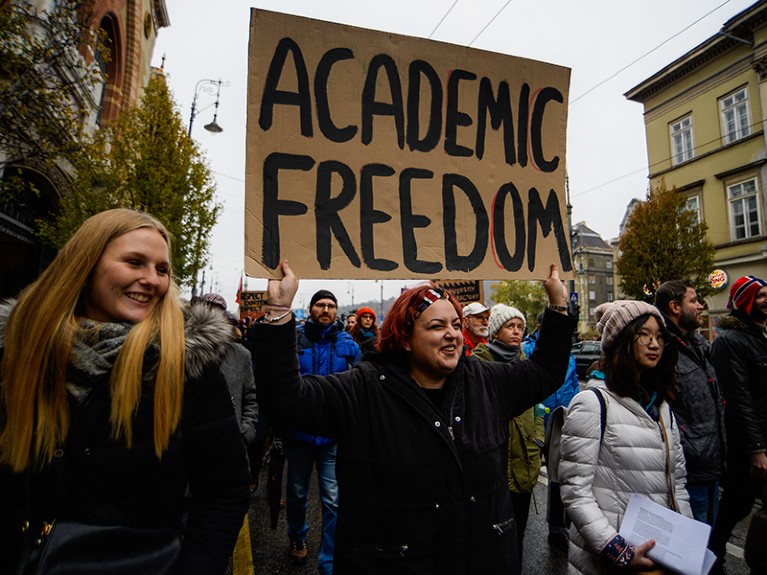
xmin=0 ymin=299 xmax=233 ymax=382
xmin=183 ymin=302 xmax=234 ymax=381
xmin=717 ymin=312 xmax=753 ymax=334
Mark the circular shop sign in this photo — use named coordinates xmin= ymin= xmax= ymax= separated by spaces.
xmin=708 ymin=269 xmax=728 ymax=291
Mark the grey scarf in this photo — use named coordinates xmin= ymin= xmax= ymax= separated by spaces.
xmin=66 ymin=319 xmax=133 ymax=402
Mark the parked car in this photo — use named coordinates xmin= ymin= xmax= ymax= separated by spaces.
xmin=571 ymin=340 xmax=602 ymax=379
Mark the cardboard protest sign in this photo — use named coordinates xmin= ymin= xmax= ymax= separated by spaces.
xmin=245 ymin=9 xmax=572 ymax=280
xmin=238 ymin=290 xmax=268 ymax=320
xmin=433 ymin=280 xmax=484 ymax=305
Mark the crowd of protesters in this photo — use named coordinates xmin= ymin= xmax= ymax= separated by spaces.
xmin=1 ymin=208 xmax=764 ymax=575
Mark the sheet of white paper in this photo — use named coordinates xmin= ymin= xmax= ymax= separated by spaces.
xmin=701 ymin=549 xmax=717 ymax=575
xmin=619 ymin=494 xmax=712 ymax=575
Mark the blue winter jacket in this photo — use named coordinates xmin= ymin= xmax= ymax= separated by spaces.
xmin=523 ymin=330 xmax=579 ymax=426
xmin=291 ymin=319 xmax=361 ymax=444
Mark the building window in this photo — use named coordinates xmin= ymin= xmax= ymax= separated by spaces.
xmin=728 ymin=179 xmax=761 ymax=240
xmin=588 ymin=275 xmax=596 ymax=285
xmin=685 ymin=194 xmax=701 ymax=224
xmin=720 ymin=87 xmax=750 ymax=145
xmin=589 ymin=290 xmax=596 ymax=301
xmin=606 ymin=260 xmax=612 ymax=269
xmin=607 ymin=292 xmax=614 ymax=301
xmin=670 ymin=116 xmax=693 ymax=165
xmin=607 ymin=276 xmax=613 ymax=286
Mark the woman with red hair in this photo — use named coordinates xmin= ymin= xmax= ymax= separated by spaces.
xmin=251 ymin=260 xmax=575 ymax=575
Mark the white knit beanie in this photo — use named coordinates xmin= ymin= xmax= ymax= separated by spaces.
xmin=594 ymin=300 xmax=665 ymax=352
xmin=488 ymin=304 xmax=526 ymax=341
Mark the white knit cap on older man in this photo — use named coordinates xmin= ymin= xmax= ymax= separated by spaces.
xmin=594 ymin=300 xmax=666 ymax=353
xmin=487 ymin=304 xmax=526 ymax=341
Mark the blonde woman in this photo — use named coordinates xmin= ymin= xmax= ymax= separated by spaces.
xmin=0 ymin=209 xmax=250 ymax=574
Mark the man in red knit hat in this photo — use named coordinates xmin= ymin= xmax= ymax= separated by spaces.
xmin=709 ymin=275 xmax=767 ymax=573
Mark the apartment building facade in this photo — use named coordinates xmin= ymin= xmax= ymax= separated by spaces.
xmin=571 ymin=221 xmax=615 ymax=338
xmin=625 ymin=0 xmax=767 ymax=328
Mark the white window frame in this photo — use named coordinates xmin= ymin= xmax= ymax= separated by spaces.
xmin=670 ymin=116 xmax=694 ymax=165
xmin=607 ymin=292 xmax=614 ymax=302
xmin=589 ymin=290 xmax=596 ymax=301
xmin=720 ymin=87 xmax=750 ymax=145
xmin=606 ymin=260 xmax=612 ymax=269
xmin=727 ymin=179 xmax=762 ymax=240
xmin=685 ymin=194 xmax=701 ymax=224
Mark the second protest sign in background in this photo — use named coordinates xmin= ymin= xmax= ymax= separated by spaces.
xmin=245 ymin=9 xmax=572 ymax=280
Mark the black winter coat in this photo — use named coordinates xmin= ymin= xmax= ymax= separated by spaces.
xmin=666 ymin=320 xmax=726 ymax=482
xmin=252 ymin=309 xmax=575 ymax=575
xmin=710 ymin=313 xmax=767 ymax=455
xmin=0 ymin=304 xmax=251 ymax=575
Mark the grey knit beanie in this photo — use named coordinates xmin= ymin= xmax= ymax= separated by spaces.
xmin=595 ymin=300 xmax=666 ymax=352
xmin=488 ymin=304 xmax=526 ymax=341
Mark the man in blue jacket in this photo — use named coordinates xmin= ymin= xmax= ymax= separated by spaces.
xmin=286 ymin=289 xmax=361 ymax=575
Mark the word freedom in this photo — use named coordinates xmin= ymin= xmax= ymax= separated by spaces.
xmin=256 ymin=36 xmax=572 ymax=274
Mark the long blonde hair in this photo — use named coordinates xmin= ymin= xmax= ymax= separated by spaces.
xmin=0 ymin=209 xmax=186 ymax=472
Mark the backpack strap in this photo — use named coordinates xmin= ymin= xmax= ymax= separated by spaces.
xmin=590 ymin=387 xmax=607 ymax=440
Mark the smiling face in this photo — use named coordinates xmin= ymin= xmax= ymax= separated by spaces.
xmin=405 ymin=299 xmax=463 ymax=388
xmin=631 ymin=316 xmax=664 ymax=371
xmin=84 ymin=227 xmax=171 ymax=323
xmin=495 ymin=317 xmax=525 ymax=347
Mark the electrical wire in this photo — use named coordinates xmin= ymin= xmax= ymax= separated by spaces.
xmin=571 ymin=115 xmax=766 ymax=199
xmin=428 ymin=0 xmax=460 ymax=38
xmin=469 ymin=0 xmax=514 ymax=46
xmin=571 ymin=0 xmax=735 ymax=103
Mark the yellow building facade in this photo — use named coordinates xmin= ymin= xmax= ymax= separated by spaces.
xmin=626 ymin=0 xmax=767 ymax=328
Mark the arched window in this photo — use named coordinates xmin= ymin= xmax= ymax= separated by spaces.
xmin=94 ymin=14 xmax=121 ymax=126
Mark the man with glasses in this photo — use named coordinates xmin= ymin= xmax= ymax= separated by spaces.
xmin=655 ymin=280 xmax=726 ymax=527
xmin=285 ymin=290 xmax=361 ymax=574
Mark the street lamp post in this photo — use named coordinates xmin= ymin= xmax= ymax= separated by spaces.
xmin=188 ymin=78 xmax=228 ymax=298
xmin=188 ymin=78 xmax=228 ymax=137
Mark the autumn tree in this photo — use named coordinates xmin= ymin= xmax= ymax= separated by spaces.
xmin=38 ymin=75 xmax=221 ymax=288
xmin=616 ymin=182 xmax=715 ymax=301
xmin=0 ymin=0 xmax=101 ymax=172
xmin=490 ymin=280 xmax=548 ymax=326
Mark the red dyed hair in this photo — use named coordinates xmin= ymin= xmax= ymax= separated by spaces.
xmin=378 ymin=284 xmax=462 ymax=354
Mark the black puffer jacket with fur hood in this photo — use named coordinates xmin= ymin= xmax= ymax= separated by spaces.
xmin=0 ymin=301 xmax=250 ymax=575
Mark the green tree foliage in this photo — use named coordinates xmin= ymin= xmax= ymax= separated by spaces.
xmin=0 ymin=0 xmax=101 ymax=169
xmin=490 ymin=280 xmax=548 ymax=326
xmin=617 ymin=182 xmax=715 ymax=301
xmin=38 ymin=76 xmax=221 ymax=288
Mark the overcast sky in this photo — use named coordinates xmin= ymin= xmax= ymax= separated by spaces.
xmin=152 ymin=0 xmax=756 ymax=310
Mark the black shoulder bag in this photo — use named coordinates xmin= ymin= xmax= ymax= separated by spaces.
xmin=16 ymin=470 xmax=182 ymax=575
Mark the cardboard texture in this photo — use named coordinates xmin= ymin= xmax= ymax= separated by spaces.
xmin=246 ymin=9 xmax=572 ymax=280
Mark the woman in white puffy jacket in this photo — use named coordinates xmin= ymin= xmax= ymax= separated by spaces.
xmin=559 ymin=301 xmax=692 ymax=574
